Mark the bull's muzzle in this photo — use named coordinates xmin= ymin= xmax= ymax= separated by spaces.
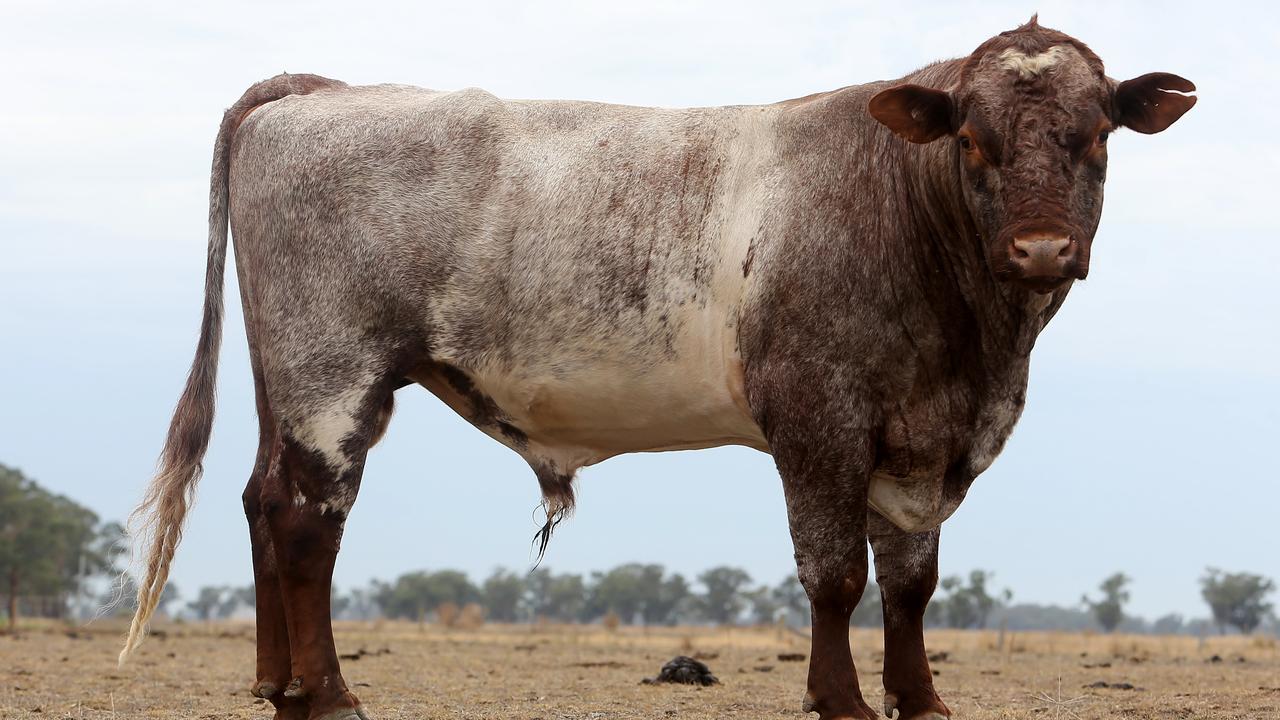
xmin=1009 ymin=233 xmax=1081 ymax=292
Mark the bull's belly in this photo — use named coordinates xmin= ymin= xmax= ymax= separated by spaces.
xmin=416 ymin=333 xmax=769 ymax=474
xmin=480 ymin=360 xmax=767 ymax=466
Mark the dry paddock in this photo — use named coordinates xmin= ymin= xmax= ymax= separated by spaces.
xmin=2 ymin=620 xmax=1278 ymax=719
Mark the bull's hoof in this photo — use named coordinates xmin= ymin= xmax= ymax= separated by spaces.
xmin=883 ymin=689 xmax=951 ymax=719
xmin=252 ymin=680 xmax=280 ymax=699
xmin=802 ymin=691 xmax=878 ymax=720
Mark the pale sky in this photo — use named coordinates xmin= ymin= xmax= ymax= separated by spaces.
xmin=2 ymin=0 xmax=1277 ymax=620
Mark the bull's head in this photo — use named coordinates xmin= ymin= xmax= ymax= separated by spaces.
xmin=868 ymin=19 xmax=1195 ymax=294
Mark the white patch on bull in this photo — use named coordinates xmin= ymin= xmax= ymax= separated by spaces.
xmin=290 ymin=380 xmax=372 ymax=473
xmin=966 ymin=390 xmax=1026 ymax=477
xmin=292 ymin=492 xmax=307 ymax=508
xmin=998 ymin=46 xmax=1069 ymax=79
xmin=317 ymin=483 xmax=358 ymax=516
xmin=868 ymin=471 xmax=963 ymax=534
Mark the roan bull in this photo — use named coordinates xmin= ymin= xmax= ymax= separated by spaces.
xmin=121 ymin=17 xmax=1194 ymax=720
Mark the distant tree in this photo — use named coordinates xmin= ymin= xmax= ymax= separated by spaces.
xmin=481 ymin=568 xmax=525 ymax=622
xmin=696 ymin=566 xmax=752 ymax=625
xmin=1183 ymin=617 xmax=1217 ymax=637
xmin=645 ymin=571 xmax=690 ymax=626
xmin=343 ymin=585 xmax=379 ymax=620
xmin=187 ymin=585 xmax=225 ymax=621
xmin=585 ymin=563 xmax=686 ymax=624
xmin=216 ymin=585 xmax=255 ymax=619
xmin=548 ymin=573 xmax=588 ymax=623
xmin=1200 ymin=568 xmax=1276 ymax=635
xmin=0 ymin=465 xmax=122 ymax=630
xmin=987 ymin=602 xmax=1096 ymax=632
xmin=850 ymin=582 xmax=883 ymax=628
xmin=525 ymin=569 xmax=587 ymax=622
xmin=374 ymin=570 xmax=479 ymax=621
xmin=586 ymin=565 xmax=649 ymax=623
xmin=1082 ymin=573 xmax=1131 ymax=633
xmin=745 ymin=585 xmax=781 ymax=625
xmin=773 ymin=575 xmax=809 ymax=627
xmin=937 ymin=570 xmax=1010 ymax=629
xmin=1152 ymin=613 xmax=1184 ymax=635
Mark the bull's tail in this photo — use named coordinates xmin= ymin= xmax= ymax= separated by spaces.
xmin=119 ymin=73 xmax=345 ymax=666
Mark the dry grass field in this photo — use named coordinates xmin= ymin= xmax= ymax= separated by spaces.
xmin=2 ymin=620 xmax=1278 ymax=719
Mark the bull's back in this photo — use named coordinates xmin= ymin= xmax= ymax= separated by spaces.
xmin=229 ymin=82 xmax=773 ymax=471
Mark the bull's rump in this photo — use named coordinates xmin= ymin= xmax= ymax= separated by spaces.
xmin=228 ymin=82 xmax=770 ymax=469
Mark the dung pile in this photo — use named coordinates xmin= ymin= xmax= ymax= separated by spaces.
xmin=642 ymin=656 xmax=720 ymax=686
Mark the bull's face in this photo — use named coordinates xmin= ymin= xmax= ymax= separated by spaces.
xmin=868 ymin=23 xmax=1195 ymax=294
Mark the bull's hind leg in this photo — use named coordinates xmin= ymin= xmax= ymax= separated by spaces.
xmin=259 ymin=370 xmax=396 ymax=720
xmin=868 ymin=513 xmax=951 ymax=720
xmin=245 ymin=437 xmax=310 ymax=719
xmin=241 ymin=336 xmax=309 ymax=718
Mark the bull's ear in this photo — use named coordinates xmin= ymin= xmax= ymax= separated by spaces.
xmin=1114 ymin=72 xmax=1197 ymax=134
xmin=868 ymin=84 xmax=954 ymax=143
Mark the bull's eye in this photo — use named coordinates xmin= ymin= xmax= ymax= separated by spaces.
xmin=958 ymin=134 xmax=974 ymax=152
xmin=1097 ymin=130 xmax=1110 ymax=146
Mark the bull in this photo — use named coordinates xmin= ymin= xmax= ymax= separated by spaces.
xmin=122 ymin=17 xmax=1193 ymax=720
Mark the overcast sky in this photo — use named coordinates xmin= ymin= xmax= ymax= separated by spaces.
xmin=2 ymin=0 xmax=1276 ymax=621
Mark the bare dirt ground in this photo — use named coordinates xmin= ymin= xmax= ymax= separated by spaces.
xmin=2 ymin=620 xmax=1278 ymax=719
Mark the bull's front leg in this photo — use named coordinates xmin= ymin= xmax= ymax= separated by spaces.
xmin=868 ymin=512 xmax=950 ymax=720
xmin=770 ymin=418 xmax=879 ymax=720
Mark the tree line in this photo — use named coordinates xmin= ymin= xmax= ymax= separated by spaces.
xmin=2 ymin=464 xmax=1275 ymax=636
xmin=161 ymin=566 xmax=1277 ymax=636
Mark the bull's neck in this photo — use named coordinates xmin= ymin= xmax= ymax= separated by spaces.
xmin=895 ymin=131 xmax=1063 ymax=359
